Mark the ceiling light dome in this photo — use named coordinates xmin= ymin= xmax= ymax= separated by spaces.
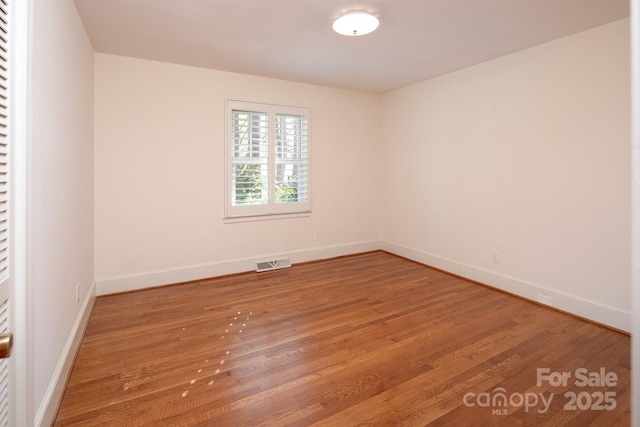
xmin=332 ymin=11 xmax=379 ymax=36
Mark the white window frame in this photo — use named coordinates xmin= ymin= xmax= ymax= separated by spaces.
xmin=225 ymin=99 xmax=311 ymax=220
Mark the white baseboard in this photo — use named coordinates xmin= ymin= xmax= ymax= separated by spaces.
xmin=95 ymin=240 xmax=381 ymax=296
xmin=35 ymin=282 xmax=96 ymax=427
xmin=381 ymin=241 xmax=631 ymax=333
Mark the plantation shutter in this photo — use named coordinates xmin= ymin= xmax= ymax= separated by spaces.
xmin=274 ymin=113 xmax=308 ymax=205
xmin=230 ymin=108 xmax=269 ymax=211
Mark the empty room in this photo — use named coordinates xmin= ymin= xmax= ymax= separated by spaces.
xmin=7 ymin=0 xmax=640 ymax=426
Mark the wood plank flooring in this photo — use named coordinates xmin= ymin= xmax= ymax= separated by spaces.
xmin=53 ymin=251 xmax=631 ymax=426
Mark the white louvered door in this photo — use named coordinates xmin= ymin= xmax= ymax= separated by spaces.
xmin=0 ymin=1 xmax=13 ymax=425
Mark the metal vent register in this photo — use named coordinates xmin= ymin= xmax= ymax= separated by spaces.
xmin=256 ymin=258 xmax=292 ymax=272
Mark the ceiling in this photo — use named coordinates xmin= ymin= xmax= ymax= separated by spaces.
xmin=73 ymin=0 xmax=630 ymax=93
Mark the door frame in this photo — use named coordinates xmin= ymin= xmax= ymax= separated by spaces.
xmin=631 ymin=1 xmax=640 ymax=426
xmin=10 ymin=0 xmax=33 ymax=424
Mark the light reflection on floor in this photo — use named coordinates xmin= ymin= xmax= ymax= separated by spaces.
xmin=181 ymin=310 xmax=253 ymax=398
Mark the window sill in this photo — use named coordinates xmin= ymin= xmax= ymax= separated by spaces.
xmin=223 ymin=211 xmax=311 ymax=224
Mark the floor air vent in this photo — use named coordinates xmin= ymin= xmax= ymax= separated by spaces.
xmin=256 ymin=258 xmax=292 ymax=272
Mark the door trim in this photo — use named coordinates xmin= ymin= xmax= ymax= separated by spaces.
xmin=11 ymin=0 xmax=34 ymax=424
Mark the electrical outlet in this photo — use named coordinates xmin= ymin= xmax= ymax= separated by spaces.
xmin=314 ymin=229 xmax=321 ymax=240
xmin=491 ymin=249 xmax=500 ymax=263
xmin=75 ymin=282 xmax=80 ymax=304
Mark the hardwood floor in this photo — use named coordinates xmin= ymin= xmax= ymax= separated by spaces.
xmin=53 ymin=251 xmax=630 ymax=426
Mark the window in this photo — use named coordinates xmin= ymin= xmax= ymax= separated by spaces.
xmin=225 ymin=100 xmax=310 ymax=219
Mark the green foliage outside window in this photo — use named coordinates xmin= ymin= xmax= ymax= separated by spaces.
xmin=276 ymin=176 xmax=298 ymax=202
xmin=234 ymin=163 xmax=264 ymax=204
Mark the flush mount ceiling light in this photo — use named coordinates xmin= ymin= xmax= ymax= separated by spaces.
xmin=332 ymin=11 xmax=379 ymax=36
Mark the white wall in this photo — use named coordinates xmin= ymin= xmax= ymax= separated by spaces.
xmin=94 ymin=54 xmax=381 ymax=293
xmin=381 ymin=19 xmax=631 ymax=331
xmin=31 ymin=0 xmax=94 ymax=424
